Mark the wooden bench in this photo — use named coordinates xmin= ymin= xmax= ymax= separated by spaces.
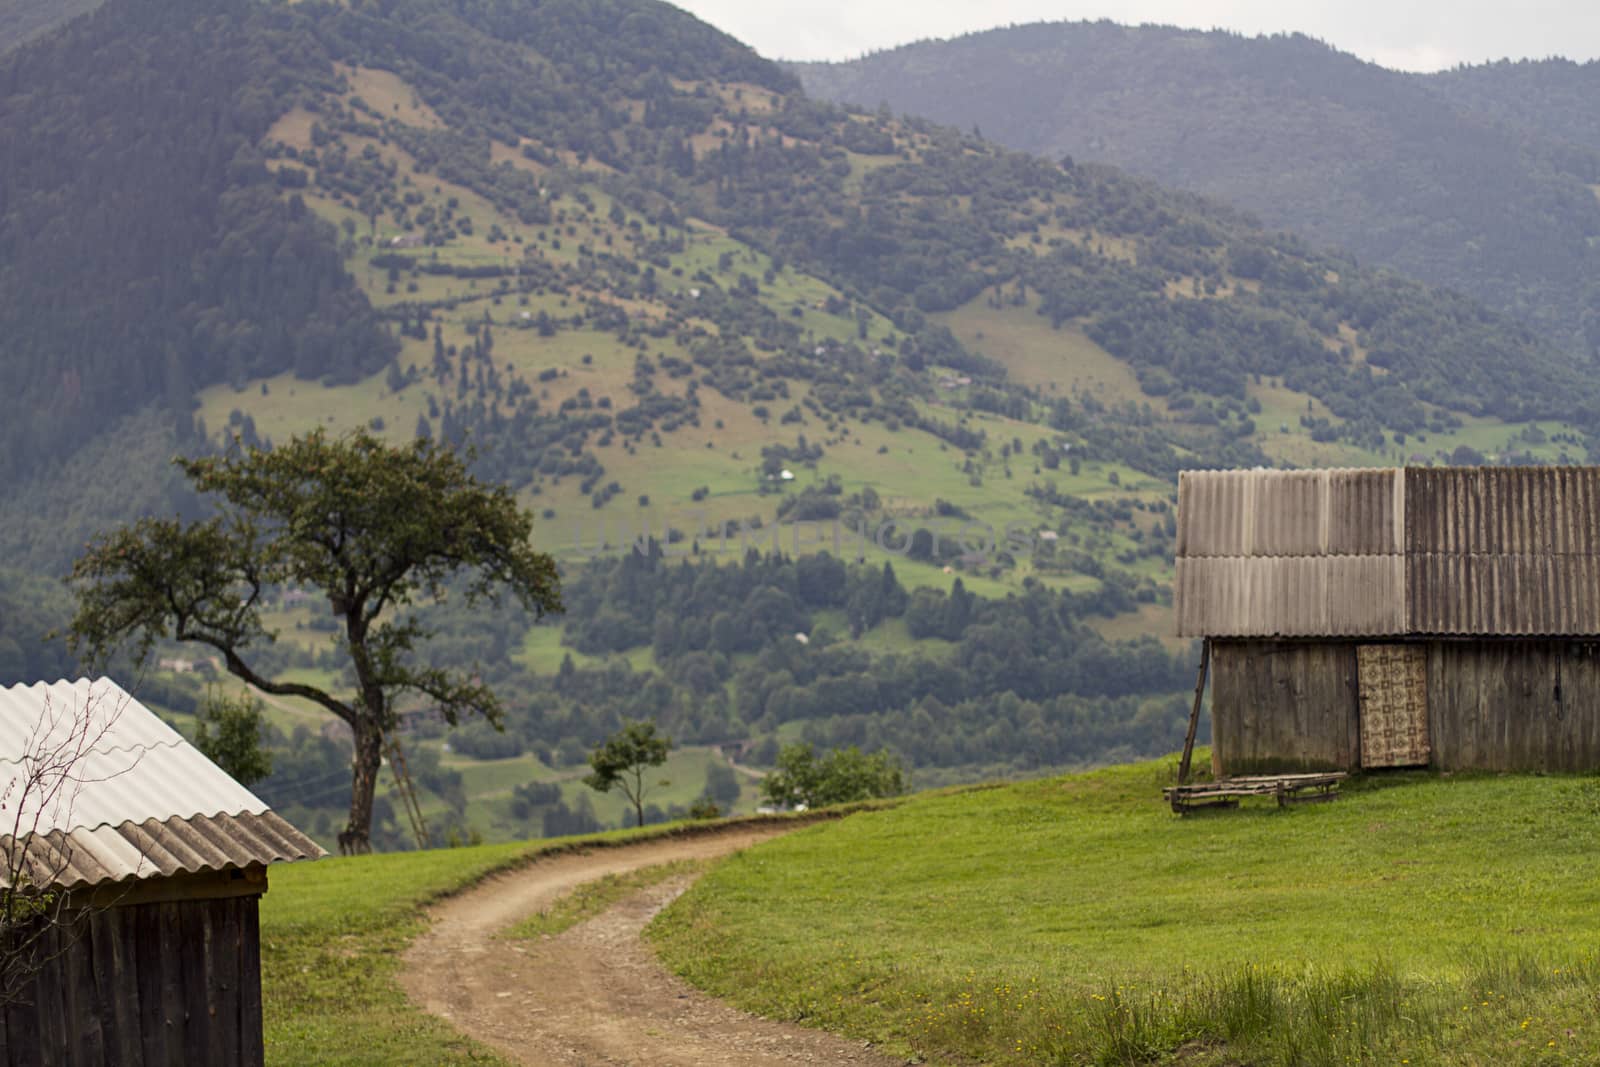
xmin=1163 ymin=772 xmax=1348 ymax=814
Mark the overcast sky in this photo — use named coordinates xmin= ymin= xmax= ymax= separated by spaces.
xmin=673 ymin=1 xmax=1600 ymax=72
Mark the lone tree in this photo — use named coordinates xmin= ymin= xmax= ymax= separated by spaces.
xmin=583 ymin=720 xmax=671 ymax=829
xmin=65 ymin=429 xmax=562 ymax=854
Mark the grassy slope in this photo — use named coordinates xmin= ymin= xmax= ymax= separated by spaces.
xmin=262 ymin=839 xmax=532 ymax=1064
xmin=210 ymin=63 xmax=1582 ymax=670
xmin=258 ymin=811 xmax=882 ymax=1064
xmin=650 ymin=757 xmax=1600 ymax=1065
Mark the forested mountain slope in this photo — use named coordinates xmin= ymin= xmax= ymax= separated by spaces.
xmin=795 ymin=22 xmax=1600 ymax=361
xmin=1427 ymin=59 xmax=1600 ymax=162
xmin=0 ymin=0 xmax=99 ymax=53
xmin=0 ymin=0 xmax=1591 ymax=842
xmin=2 ymin=0 xmax=1577 ymax=518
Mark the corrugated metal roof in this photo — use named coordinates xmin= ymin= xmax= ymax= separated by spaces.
xmin=1177 ymin=466 xmax=1600 ymax=638
xmin=5 ymin=811 xmax=321 ymax=890
xmin=1177 ymin=469 xmax=1402 ymax=558
xmin=1330 ymin=468 xmax=1406 ymax=556
xmin=0 ymin=678 xmax=324 ymax=889
xmin=1176 ymin=555 xmax=1405 ymax=637
xmin=1408 ymin=553 xmax=1600 ymax=635
xmin=0 ymin=677 xmax=186 ymax=767
xmin=1405 ymin=466 xmax=1600 ymax=555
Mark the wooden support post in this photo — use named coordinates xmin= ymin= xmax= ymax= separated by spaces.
xmin=1178 ymin=639 xmax=1210 ymax=784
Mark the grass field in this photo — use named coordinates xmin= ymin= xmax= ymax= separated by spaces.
xmin=261 ymin=823 xmax=714 ymax=1065
xmin=257 ymin=812 xmax=865 ymax=1064
xmin=262 ymin=838 xmax=532 ymax=1064
xmin=932 ymin=293 xmax=1151 ymax=405
xmin=650 ymin=756 xmax=1600 ymax=1065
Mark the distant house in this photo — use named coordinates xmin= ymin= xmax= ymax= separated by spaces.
xmin=0 ymin=678 xmax=322 ymax=1064
xmin=388 ymin=233 xmax=424 ymax=249
xmin=1178 ymin=467 xmax=1600 ymax=775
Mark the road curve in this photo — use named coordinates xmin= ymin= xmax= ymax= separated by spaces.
xmin=399 ymin=824 xmax=906 ymax=1066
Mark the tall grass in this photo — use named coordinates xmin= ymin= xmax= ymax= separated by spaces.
xmin=892 ymin=953 xmax=1598 ymax=1065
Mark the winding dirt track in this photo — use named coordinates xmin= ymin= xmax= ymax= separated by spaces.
xmin=399 ymin=824 xmax=906 ymax=1066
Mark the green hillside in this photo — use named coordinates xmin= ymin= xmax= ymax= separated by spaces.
xmin=652 ymin=759 xmax=1600 ymax=1065
xmin=794 ymin=22 xmax=1600 ymax=364
xmin=1 ymin=0 xmax=1593 ymax=845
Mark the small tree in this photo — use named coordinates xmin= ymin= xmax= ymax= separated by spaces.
xmin=760 ymin=743 xmax=906 ymax=810
xmin=193 ymin=686 xmax=273 ymax=786
xmin=583 ymin=720 xmax=671 ymax=829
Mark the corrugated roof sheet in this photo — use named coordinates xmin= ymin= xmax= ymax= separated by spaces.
xmin=1176 ymin=556 xmax=1405 ymax=637
xmin=1177 ymin=469 xmax=1402 ymax=558
xmin=5 ymin=811 xmax=320 ymax=890
xmin=1177 ymin=466 xmax=1600 ymax=638
xmin=1407 ymin=553 xmax=1600 ymax=635
xmin=1405 ymin=466 xmax=1600 ymax=555
xmin=0 ymin=678 xmax=323 ymax=889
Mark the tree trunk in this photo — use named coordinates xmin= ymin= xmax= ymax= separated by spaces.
xmin=341 ymin=718 xmax=383 ymax=855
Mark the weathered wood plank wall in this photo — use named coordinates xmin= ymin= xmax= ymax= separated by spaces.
xmin=1211 ymin=641 xmax=1360 ymax=773
xmin=1213 ymin=639 xmax=1600 ymax=774
xmin=0 ymin=894 xmax=263 ymax=1067
xmin=1427 ymin=640 xmax=1600 ymax=772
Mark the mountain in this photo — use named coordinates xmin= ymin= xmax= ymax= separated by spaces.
xmin=0 ymin=0 xmax=1591 ymax=841
xmin=1428 ymin=58 xmax=1600 ymax=159
xmin=793 ymin=22 xmax=1600 ymax=362
xmin=0 ymin=0 xmax=99 ymax=53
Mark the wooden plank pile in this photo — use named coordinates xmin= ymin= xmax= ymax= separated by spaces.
xmin=1163 ymin=772 xmax=1347 ymax=814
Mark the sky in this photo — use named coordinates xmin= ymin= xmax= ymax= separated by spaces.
xmin=671 ymin=0 xmax=1600 ymax=72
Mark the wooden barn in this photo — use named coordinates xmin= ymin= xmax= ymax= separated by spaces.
xmin=0 ymin=678 xmax=322 ymax=1065
xmin=1177 ymin=466 xmax=1600 ymax=775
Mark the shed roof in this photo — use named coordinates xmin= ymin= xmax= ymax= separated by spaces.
xmin=0 ymin=678 xmax=323 ymax=890
xmin=1176 ymin=466 xmax=1600 ymax=638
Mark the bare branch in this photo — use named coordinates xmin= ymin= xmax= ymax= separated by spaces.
xmin=0 ymin=683 xmax=157 ymax=1006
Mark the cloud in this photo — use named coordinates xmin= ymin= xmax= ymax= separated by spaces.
xmin=675 ymin=0 xmax=1600 ymax=69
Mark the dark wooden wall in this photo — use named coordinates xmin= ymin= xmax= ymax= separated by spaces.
xmin=0 ymin=893 xmax=263 ymax=1067
xmin=1211 ymin=640 xmax=1360 ymax=773
xmin=1212 ymin=639 xmax=1600 ymax=774
xmin=1427 ymin=640 xmax=1600 ymax=772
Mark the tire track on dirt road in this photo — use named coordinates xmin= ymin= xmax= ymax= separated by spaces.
xmin=400 ymin=823 xmax=908 ymax=1066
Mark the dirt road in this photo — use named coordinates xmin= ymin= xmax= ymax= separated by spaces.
xmin=400 ymin=824 xmax=906 ymax=1066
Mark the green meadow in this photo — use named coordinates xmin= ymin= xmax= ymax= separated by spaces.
xmin=257 ymin=760 xmax=1600 ymax=1066
xmin=650 ymin=757 xmax=1600 ymax=1065
xmin=257 ymin=813 xmax=861 ymax=1064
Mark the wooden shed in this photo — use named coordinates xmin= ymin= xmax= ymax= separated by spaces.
xmin=1177 ymin=466 xmax=1600 ymax=774
xmin=0 ymin=678 xmax=323 ymax=1065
